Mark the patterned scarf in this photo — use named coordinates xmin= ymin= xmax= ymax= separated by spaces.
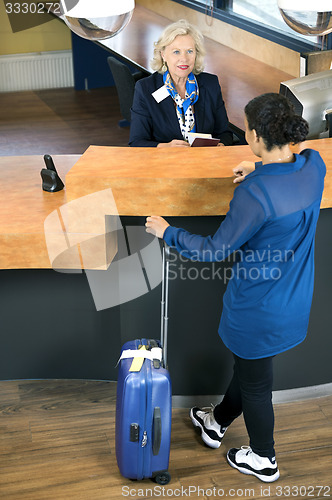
xmin=163 ymin=70 xmax=199 ymax=141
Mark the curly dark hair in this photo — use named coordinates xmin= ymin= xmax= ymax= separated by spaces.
xmin=245 ymin=93 xmax=309 ymax=151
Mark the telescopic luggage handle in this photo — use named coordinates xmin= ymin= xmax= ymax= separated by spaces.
xmin=161 ymin=242 xmax=170 ymax=368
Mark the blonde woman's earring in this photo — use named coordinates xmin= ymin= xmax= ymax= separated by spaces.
xmin=162 ymin=60 xmax=167 ymax=73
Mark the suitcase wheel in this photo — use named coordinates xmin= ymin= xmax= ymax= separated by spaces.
xmin=154 ymin=471 xmax=171 ymax=485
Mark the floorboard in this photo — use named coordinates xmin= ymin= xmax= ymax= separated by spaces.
xmin=0 ymin=380 xmax=331 ymax=499
xmin=0 ymin=87 xmax=130 ymax=155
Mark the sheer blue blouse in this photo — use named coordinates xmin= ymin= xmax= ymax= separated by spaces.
xmin=163 ymin=149 xmax=326 ymax=359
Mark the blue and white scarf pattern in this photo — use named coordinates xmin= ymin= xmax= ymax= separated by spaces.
xmin=163 ymin=70 xmax=199 ymax=141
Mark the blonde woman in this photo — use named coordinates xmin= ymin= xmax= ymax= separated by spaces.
xmin=129 ymin=19 xmax=233 ymax=147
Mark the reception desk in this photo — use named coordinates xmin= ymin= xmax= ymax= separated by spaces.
xmin=1 ymin=139 xmax=331 ymax=269
xmin=1 ymin=140 xmax=331 ymax=398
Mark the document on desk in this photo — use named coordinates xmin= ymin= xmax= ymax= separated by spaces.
xmin=187 ymin=132 xmax=220 ymax=147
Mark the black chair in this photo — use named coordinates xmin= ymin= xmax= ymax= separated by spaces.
xmin=107 ymin=56 xmax=146 ymax=127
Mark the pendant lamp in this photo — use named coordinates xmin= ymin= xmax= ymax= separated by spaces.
xmin=278 ymin=0 xmax=332 ymax=35
xmin=59 ymin=0 xmax=135 ymax=40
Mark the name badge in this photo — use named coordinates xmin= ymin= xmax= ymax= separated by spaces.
xmin=152 ymin=85 xmax=169 ymax=103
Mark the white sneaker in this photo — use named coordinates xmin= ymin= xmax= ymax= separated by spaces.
xmin=190 ymin=406 xmax=227 ymax=449
xmin=227 ymin=446 xmax=280 ymax=482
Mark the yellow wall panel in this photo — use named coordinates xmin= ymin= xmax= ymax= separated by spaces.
xmin=0 ymin=2 xmax=71 ymax=56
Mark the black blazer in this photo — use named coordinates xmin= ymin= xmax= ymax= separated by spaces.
xmin=129 ymin=72 xmax=233 ymax=147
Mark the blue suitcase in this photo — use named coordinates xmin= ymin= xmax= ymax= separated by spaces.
xmin=115 ymin=244 xmax=172 ymax=485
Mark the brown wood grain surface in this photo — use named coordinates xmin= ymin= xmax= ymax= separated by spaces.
xmin=66 ymin=139 xmax=332 ymax=216
xmin=0 ymin=379 xmax=331 ymax=499
xmin=1 ymin=138 xmax=331 ymax=270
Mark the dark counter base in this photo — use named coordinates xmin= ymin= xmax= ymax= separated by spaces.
xmin=1 ymin=210 xmax=331 ymax=395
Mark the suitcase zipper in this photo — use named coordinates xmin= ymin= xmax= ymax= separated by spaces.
xmin=142 ymin=339 xmax=153 ymax=478
xmin=135 ymin=339 xmax=146 ymax=480
xmin=137 ymin=339 xmax=148 ymax=479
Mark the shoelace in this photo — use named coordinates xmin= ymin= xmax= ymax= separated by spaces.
xmin=199 ymin=405 xmax=228 ymax=432
xmin=200 ymin=403 xmax=216 ymax=414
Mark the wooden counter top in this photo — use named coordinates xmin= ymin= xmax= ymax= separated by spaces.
xmin=1 ymin=138 xmax=331 ymax=270
xmin=66 ymin=139 xmax=332 ymax=216
xmin=0 ymin=155 xmax=79 ymax=269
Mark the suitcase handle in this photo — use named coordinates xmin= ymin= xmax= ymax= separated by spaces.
xmin=152 ymin=407 xmax=162 ymax=455
xmin=161 ymin=243 xmax=170 ymax=368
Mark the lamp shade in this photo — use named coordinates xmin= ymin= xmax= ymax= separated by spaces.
xmin=278 ymin=0 xmax=332 ymax=35
xmin=59 ymin=0 xmax=135 ymax=41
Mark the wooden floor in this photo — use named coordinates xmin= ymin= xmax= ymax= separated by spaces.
xmin=0 ymin=87 xmax=130 ymax=155
xmin=0 ymin=380 xmax=331 ymax=500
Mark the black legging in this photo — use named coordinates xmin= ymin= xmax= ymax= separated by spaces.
xmin=213 ymin=353 xmax=275 ymax=459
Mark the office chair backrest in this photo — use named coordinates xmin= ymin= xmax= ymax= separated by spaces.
xmin=107 ymin=56 xmax=140 ymax=123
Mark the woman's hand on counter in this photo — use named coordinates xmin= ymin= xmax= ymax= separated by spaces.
xmin=233 ymin=161 xmax=255 ymax=183
xmin=145 ymin=216 xmax=170 ymax=239
xmin=157 ymin=139 xmax=190 ymax=147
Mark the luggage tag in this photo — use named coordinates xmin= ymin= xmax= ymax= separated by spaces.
xmin=117 ymin=345 xmax=163 ymax=372
xmin=130 ymin=345 xmax=147 ymax=372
